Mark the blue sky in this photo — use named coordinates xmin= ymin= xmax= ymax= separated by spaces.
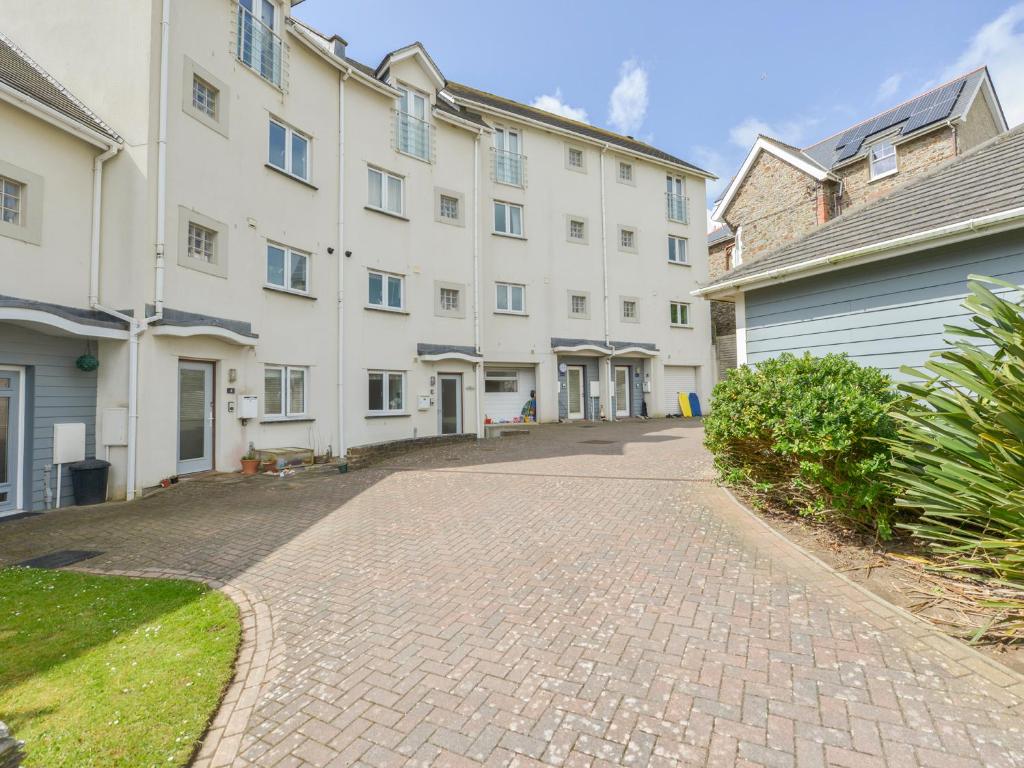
xmin=293 ymin=1 xmax=1024 ymax=228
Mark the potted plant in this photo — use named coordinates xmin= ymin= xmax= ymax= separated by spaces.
xmin=240 ymin=445 xmax=260 ymax=475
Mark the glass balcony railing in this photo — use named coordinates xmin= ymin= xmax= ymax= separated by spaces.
xmin=396 ymin=111 xmax=432 ymax=161
xmin=236 ymin=3 xmax=283 ymax=87
xmin=492 ymin=147 xmax=526 ymax=187
xmin=666 ymin=193 xmax=689 ymax=224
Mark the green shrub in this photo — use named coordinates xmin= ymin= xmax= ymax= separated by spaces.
xmin=705 ymin=352 xmax=899 ymax=537
xmin=889 ymin=277 xmax=1024 ymax=583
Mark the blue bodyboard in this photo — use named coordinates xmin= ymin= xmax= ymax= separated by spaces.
xmin=687 ymin=392 xmax=702 ymax=418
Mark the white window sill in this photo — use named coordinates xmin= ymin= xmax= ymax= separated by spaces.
xmin=365 ymin=205 xmax=409 ymax=221
xmin=236 ymin=58 xmax=284 ymax=92
xmin=260 ymin=416 xmax=315 ymax=424
xmin=264 ymin=285 xmax=316 ymax=300
xmin=366 ymin=411 xmax=411 ymax=418
xmin=568 ymin=315 xmax=590 ymax=321
xmin=492 ymin=231 xmax=526 ymax=241
xmin=265 ymin=163 xmax=317 ymax=190
xmin=670 ymin=324 xmax=694 ymax=329
xmin=667 ymin=260 xmax=691 ymax=267
xmin=494 ymin=179 xmax=525 ymax=190
xmin=869 ymin=168 xmax=898 ymax=183
xmin=494 ymin=310 xmax=528 ymax=317
xmin=396 ymin=147 xmax=432 ymax=165
xmin=365 ymin=304 xmax=409 ymax=315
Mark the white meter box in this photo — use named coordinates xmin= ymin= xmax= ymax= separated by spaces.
xmin=53 ymin=422 xmax=86 ymax=464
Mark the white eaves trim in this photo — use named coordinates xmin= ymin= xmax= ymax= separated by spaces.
xmin=0 ymin=307 xmax=129 ymax=340
xmin=693 ymin=205 xmax=1024 ymax=298
xmin=378 ymin=43 xmax=446 ymax=91
xmin=711 ymin=137 xmax=835 ymax=224
xmin=0 ymin=81 xmax=119 ymax=150
xmin=151 ymin=324 xmax=257 ymax=346
xmin=433 ymin=107 xmax=491 ymax=134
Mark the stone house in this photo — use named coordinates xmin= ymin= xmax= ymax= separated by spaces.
xmin=707 ymin=68 xmax=1007 ymax=377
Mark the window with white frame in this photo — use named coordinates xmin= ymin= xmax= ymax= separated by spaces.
xmin=566 ymin=145 xmax=585 ymax=171
xmin=268 ymin=119 xmax=310 ymax=181
xmin=667 ymin=235 xmax=688 ymax=264
xmin=368 ymin=370 xmax=405 ymax=414
xmin=619 ymin=227 xmax=637 ymax=251
xmin=495 ymin=282 xmax=525 ymax=313
xmin=192 ymin=76 xmax=218 ymax=119
xmin=264 ymin=365 xmax=307 ymax=419
xmin=869 ymin=140 xmax=897 ymax=179
xmin=618 ymin=161 xmax=634 ymax=183
xmin=439 ymin=286 xmax=460 ymax=312
xmin=236 ymin=0 xmax=282 ymax=86
xmin=1 ymin=176 xmax=22 ymax=225
xmin=187 ymin=222 xmax=216 ymax=263
xmin=568 ymin=217 xmax=586 ymax=241
xmin=368 ymin=167 xmax=404 ymax=215
xmin=266 ymin=243 xmax=309 ymax=293
xmin=397 ymin=86 xmax=431 ymax=160
xmin=622 ymin=298 xmax=638 ymax=320
xmin=570 ymin=293 xmax=588 ymax=316
xmin=493 ymin=201 xmax=523 ymax=236
xmin=670 ymin=301 xmax=690 ymax=327
xmin=484 ymin=369 xmax=519 ymax=393
xmin=439 ymin=194 xmax=459 ymax=221
xmin=666 ymin=175 xmax=687 ymax=222
xmin=368 ymin=270 xmax=404 ymax=310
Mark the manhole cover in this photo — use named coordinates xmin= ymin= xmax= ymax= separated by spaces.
xmin=17 ymin=550 xmax=103 ymax=569
xmin=579 ymin=439 xmax=616 ymax=445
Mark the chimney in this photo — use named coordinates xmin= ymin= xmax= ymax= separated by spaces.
xmin=332 ymin=36 xmax=348 ymax=59
xmin=815 ymin=184 xmax=830 ymax=225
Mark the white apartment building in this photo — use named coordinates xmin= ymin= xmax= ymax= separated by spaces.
xmin=0 ymin=0 xmax=715 ymax=512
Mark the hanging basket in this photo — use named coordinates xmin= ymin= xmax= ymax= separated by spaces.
xmin=75 ymin=353 xmax=99 ymax=372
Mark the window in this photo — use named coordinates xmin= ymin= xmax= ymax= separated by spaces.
xmin=439 ymin=287 xmax=460 ymax=312
xmin=1 ymin=176 xmax=21 ymax=225
xmin=192 ymin=76 xmax=217 ymax=118
xmin=494 ymin=201 xmax=524 ymax=236
xmin=670 ymin=301 xmax=690 ymax=327
xmin=368 ymin=167 xmax=404 ymax=216
xmin=368 ymin=371 xmax=405 ymax=414
xmin=618 ymin=161 xmax=634 ymax=183
xmin=268 ymin=119 xmax=310 ymax=181
xmin=266 ymin=243 xmax=309 ymax=293
xmin=619 ymin=227 xmax=637 ymax=252
xmin=622 ymin=299 xmax=638 ymax=320
xmin=493 ymin=127 xmax=524 ymax=186
xmin=439 ymin=195 xmax=459 ymax=221
xmin=368 ymin=270 xmax=404 ymax=310
xmin=496 ymin=282 xmax=525 ymax=313
xmin=236 ymin=0 xmax=282 ymax=87
xmin=187 ymin=222 xmax=216 ymax=263
xmin=566 ymin=145 xmax=585 ymax=171
xmin=668 ymin=235 xmax=689 ymax=264
xmin=570 ymin=293 xmax=588 ymax=317
xmin=264 ymin=365 xmax=307 ymax=419
xmin=666 ymin=175 xmax=687 ymax=222
xmin=397 ymin=86 xmax=431 ymax=160
xmin=484 ymin=369 xmax=519 ymax=393
xmin=869 ymin=140 xmax=897 ymax=179
xmin=568 ymin=217 xmax=585 ymax=241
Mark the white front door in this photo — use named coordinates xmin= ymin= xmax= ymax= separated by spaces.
xmin=177 ymin=361 xmax=214 ymax=474
xmin=614 ymin=366 xmax=630 ymax=418
xmin=439 ymin=374 xmax=463 ymax=435
xmin=0 ymin=369 xmax=22 ymax=512
xmin=566 ymin=366 xmax=585 ymax=420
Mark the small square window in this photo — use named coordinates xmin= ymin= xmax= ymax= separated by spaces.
xmin=618 ymin=161 xmax=634 ymax=183
xmin=440 ymin=287 xmax=459 ymax=311
xmin=670 ymin=301 xmax=690 ymax=327
xmin=187 ymin=222 xmax=216 ymax=263
xmin=567 ymin=146 xmax=584 ymax=170
xmin=869 ymin=140 xmax=897 ymax=179
xmin=571 ymin=294 xmax=587 ymax=315
xmin=192 ymin=76 xmax=217 ymax=118
xmin=569 ymin=218 xmax=585 ymax=241
xmin=1 ymin=176 xmax=22 ymax=225
xmin=619 ymin=227 xmax=636 ymax=251
xmin=440 ymin=195 xmax=459 ymax=220
xmin=622 ymin=300 xmax=637 ymax=320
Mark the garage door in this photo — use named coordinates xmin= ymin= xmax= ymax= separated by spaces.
xmin=484 ymin=367 xmax=536 ymax=422
xmin=662 ymin=365 xmax=697 ymax=415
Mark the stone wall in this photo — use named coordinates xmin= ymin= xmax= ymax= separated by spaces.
xmin=708 ymin=238 xmax=734 ymax=281
xmin=346 ymin=433 xmax=476 ymax=470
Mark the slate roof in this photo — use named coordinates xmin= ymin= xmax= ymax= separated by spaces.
xmin=0 ymin=295 xmax=130 ymax=330
xmin=416 ymin=343 xmax=481 ymax=358
xmin=803 ymin=68 xmax=993 ymax=170
xmin=707 ymin=225 xmax=734 ymax=246
xmin=444 ymin=82 xmax=712 ymax=176
xmin=701 ymin=124 xmax=1024 ymax=291
xmin=550 ymin=338 xmax=659 ymax=352
xmin=147 ymin=306 xmax=259 ymax=339
xmin=0 ymin=32 xmax=120 ymax=143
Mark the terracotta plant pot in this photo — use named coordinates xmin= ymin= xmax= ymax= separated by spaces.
xmin=240 ymin=458 xmax=261 ymax=475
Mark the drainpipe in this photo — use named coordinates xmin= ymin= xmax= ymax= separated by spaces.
xmin=152 ymin=0 xmax=170 ymax=318
xmin=599 ymin=146 xmax=613 ymax=419
xmin=337 ymin=69 xmax=349 ymax=459
xmin=473 ymin=130 xmax=483 ymax=437
xmin=89 ymin=146 xmax=121 ymax=308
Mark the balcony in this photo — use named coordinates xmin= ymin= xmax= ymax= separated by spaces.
xmin=666 ymin=193 xmax=689 ymax=224
xmin=395 ymin=111 xmax=433 ymax=161
xmin=235 ymin=3 xmax=283 ymax=88
xmin=491 ymin=147 xmax=526 ymax=187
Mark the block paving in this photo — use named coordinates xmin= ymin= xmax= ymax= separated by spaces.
xmin=1 ymin=420 xmax=1023 ymax=767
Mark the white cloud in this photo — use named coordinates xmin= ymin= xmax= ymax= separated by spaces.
xmin=727 ymin=115 xmax=820 ymax=150
xmin=942 ymin=3 xmax=1024 ymax=126
xmin=876 ymin=73 xmax=904 ymax=103
xmin=608 ymin=59 xmax=648 ymax=135
xmin=706 ymin=209 xmax=718 ymax=235
xmin=531 ymin=89 xmax=588 ymax=123
xmin=693 ymin=145 xmax=731 ymax=201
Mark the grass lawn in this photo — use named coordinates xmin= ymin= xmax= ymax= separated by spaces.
xmin=0 ymin=567 xmax=240 ymax=767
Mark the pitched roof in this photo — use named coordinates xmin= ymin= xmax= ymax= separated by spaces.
xmin=802 ymin=68 xmax=998 ymax=169
xmin=0 ymin=31 xmax=120 ymax=144
xmin=707 ymin=225 xmax=734 ymax=246
xmin=700 ymin=124 xmax=1024 ymax=292
xmin=444 ymin=82 xmax=712 ymax=176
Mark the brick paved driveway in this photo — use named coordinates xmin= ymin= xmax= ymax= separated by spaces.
xmin=2 ymin=420 xmax=1023 ymax=767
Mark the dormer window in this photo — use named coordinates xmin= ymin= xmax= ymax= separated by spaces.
xmin=869 ymin=140 xmax=897 ymax=180
xmin=397 ymin=86 xmax=431 ymax=161
xmin=236 ymin=0 xmax=283 ymax=88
